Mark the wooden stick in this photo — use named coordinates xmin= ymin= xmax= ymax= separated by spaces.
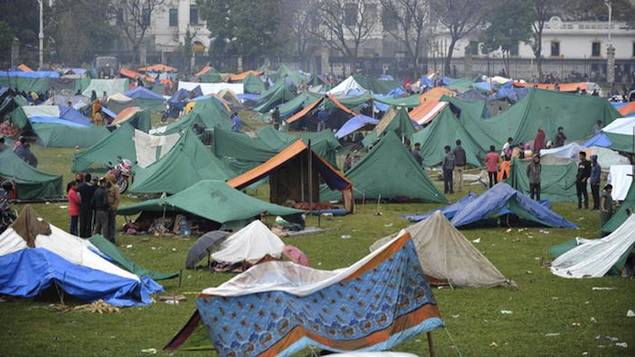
xmin=427 ymin=332 xmax=435 ymax=357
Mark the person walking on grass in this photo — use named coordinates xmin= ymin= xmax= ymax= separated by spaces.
xmin=67 ymin=181 xmax=80 ymax=236
xmin=105 ymin=173 xmax=120 ymax=244
xmin=601 ymin=184 xmax=614 ymax=232
xmin=442 ymin=145 xmax=455 ymax=194
xmin=485 ymin=146 xmax=500 ymax=188
xmin=590 ymin=154 xmax=601 ymax=210
xmin=92 ymin=178 xmax=110 ymax=241
xmin=526 ymin=155 xmax=542 ymax=200
xmin=453 ymin=140 xmax=466 ymax=192
xmin=576 ymin=151 xmax=592 ymax=209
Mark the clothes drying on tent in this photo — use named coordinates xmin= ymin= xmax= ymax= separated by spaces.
xmin=446 ymin=183 xmax=575 ymax=228
xmin=164 ymin=229 xmax=443 ymax=355
xmin=322 ymin=131 xmax=447 ymax=203
xmin=370 ymin=211 xmax=512 ymax=288
xmin=551 ymin=215 xmax=635 ymax=278
xmin=608 ymin=165 xmax=634 ymax=201
xmin=0 ymin=149 xmax=63 ymax=201
xmin=0 ymin=206 xmax=162 ymax=306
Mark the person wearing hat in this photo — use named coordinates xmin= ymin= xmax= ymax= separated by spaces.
xmin=601 ymin=184 xmax=614 ymax=231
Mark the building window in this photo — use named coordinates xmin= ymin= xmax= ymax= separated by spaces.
xmin=344 ymin=3 xmax=357 ymax=26
xmin=382 ymin=8 xmax=398 ymax=31
xmin=190 ymin=5 xmax=199 ymax=25
xmin=592 ymin=41 xmax=601 ymax=57
xmin=169 ymin=8 xmax=178 ymax=27
xmin=366 ymin=4 xmax=377 ymax=22
xmin=466 ymin=41 xmax=480 ymax=56
xmin=550 ymin=41 xmax=560 ymax=57
xmin=510 ymin=42 xmax=519 ymax=57
xmin=142 ymin=8 xmax=151 ymax=27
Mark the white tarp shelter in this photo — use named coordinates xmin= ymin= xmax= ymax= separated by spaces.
xmin=369 ymin=211 xmax=511 ymax=288
xmin=133 ymin=129 xmax=180 ymax=168
xmin=178 ymin=81 xmax=244 ymax=95
xmin=551 ymin=215 xmax=635 ymax=278
xmin=608 ymin=165 xmax=634 ymax=201
xmin=82 ymin=78 xmax=129 ymax=97
xmin=327 ymin=76 xmax=365 ymax=96
xmin=210 ymin=220 xmax=284 ymax=265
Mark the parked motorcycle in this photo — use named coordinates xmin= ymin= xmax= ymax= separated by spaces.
xmin=106 ymin=157 xmax=133 ymax=194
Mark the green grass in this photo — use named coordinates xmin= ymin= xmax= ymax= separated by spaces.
xmin=1 ymin=146 xmax=634 ymax=357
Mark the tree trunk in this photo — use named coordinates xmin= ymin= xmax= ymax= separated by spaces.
xmin=536 ymin=54 xmax=543 ymax=81
xmin=444 ymin=39 xmax=457 ymax=76
xmin=413 ymin=55 xmax=420 ymax=80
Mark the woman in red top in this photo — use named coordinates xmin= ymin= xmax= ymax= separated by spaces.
xmin=484 ymin=145 xmax=501 ymax=188
xmin=67 ymin=181 xmax=81 ymax=236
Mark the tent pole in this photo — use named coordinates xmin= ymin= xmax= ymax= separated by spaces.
xmin=308 ymin=140 xmax=313 ymax=215
xmin=427 ymin=332 xmax=435 ymax=357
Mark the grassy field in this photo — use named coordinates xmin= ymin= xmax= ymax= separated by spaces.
xmin=1 ymin=145 xmax=634 ymax=357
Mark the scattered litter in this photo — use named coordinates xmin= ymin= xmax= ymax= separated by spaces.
xmin=125 ymin=244 xmax=133 ymax=249
xmin=585 ymin=301 xmax=590 ymax=304
xmin=551 ymin=297 xmax=559 ymax=300
xmin=577 ymin=217 xmax=584 ymax=221
xmin=472 ymin=238 xmax=481 ymax=244
xmin=545 ymin=333 xmax=560 ymax=337
xmin=526 ymin=270 xmax=533 ymax=274
xmin=616 ymin=342 xmax=628 ymax=348
xmin=590 ymin=317 xmax=597 ymax=323
xmin=384 ymin=223 xmax=393 ymax=227
xmin=321 ymin=212 xmax=333 ymax=217
xmin=489 ymin=342 xmax=498 ymax=347
xmin=592 ymin=287 xmax=616 ymax=291
xmin=451 ymin=314 xmax=460 ymax=319
xmin=517 ymin=228 xmax=526 ymax=232
xmin=151 ymin=247 xmax=156 ymax=250
xmin=500 ymin=310 xmax=513 ymax=315
xmin=45 ymin=202 xmax=50 ymax=205
xmin=527 ymin=235 xmax=534 ymax=239
xmin=571 ymin=322 xmax=581 ymax=327
xmin=317 ymin=262 xmax=322 ymax=266
xmin=340 ymin=235 xmax=351 ymax=240
xmin=51 ymin=300 xmax=120 ymax=314
xmin=58 ymin=205 xmax=67 ymax=209
xmin=627 ymin=310 xmax=635 ymax=317
xmin=539 ymin=230 xmax=550 ymax=234
xmin=506 ymin=228 xmax=512 ymax=233
xmin=582 ymin=352 xmax=588 ymax=356
xmin=535 ymin=257 xmax=541 ymax=260
xmin=159 ymin=295 xmax=186 ymax=305
xmin=141 ymin=348 xmax=157 ymax=354
xmin=171 ymin=248 xmax=177 ymax=252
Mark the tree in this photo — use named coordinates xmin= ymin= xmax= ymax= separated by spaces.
xmin=0 ymin=21 xmax=15 ymax=65
xmin=198 ymin=0 xmax=283 ymax=69
xmin=379 ymin=0 xmax=429 ymax=78
xmin=115 ymin=0 xmax=166 ymax=64
xmin=481 ymin=0 xmax=533 ymax=77
xmin=310 ymin=0 xmax=379 ymax=73
xmin=278 ymin=0 xmax=320 ymax=63
xmin=0 ymin=0 xmax=42 ymax=66
xmin=49 ymin=0 xmax=119 ymax=65
xmin=430 ymin=0 xmax=487 ymax=76
xmin=528 ymin=0 xmax=559 ymax=81
xmin=183 ymin=29 xmax=194 ymax=74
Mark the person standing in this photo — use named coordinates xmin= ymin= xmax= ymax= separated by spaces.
xmin=592 ymin=120 xmax=603 ymax=135
xmin=453 ymin=140 xmax=466 ymax=192
xmin=442 ymin=145 xmax=455 ymax=194
xmin=412 ymin=143 xmax=423 ymax=167
xmin=77 ymin=173 xmax=97 ymax=238
xmin=526 ymin=155 xmax=542 ymax=200
xmin=590 ymin=154 xmax=601 ymax=210
xmin=231 ymin=112 xmax=242 ymax=132
xmin=271 ymin=106 xmax=281 ymax=130
xmin=485 ymin=146 xmax=500 ymax=188
xmin=67 ymin=181 xmax=80 ymax=235
xmin=554 ymin=127 xmax=567 ymax=147
xmin=576 ymin=151 xmax=592 ymax=209
xmin=105 ymin=174 xmax=120 ymax=244
xmin=343 ymin=153 xmax=353 ymax=172
xmin=533 ymin=128 xmax=546 ymax=154
xmin=600 ymin=184 xmax=614 ymax=231
xmin=502 ymin=137 xmax=513 ymax=158
xmin=92 ymin=178 xmax=110 ymax=240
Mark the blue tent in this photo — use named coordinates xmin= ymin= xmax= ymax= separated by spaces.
xmin=403 ymin=192 xmax=478 ymax=222
xmin=449 ymin=183 xmax=576 ymax=228
xmin=58 ymin=105 xmax=92 ymax=126
xmin=335 ymin=114 xmax=379 ymax=138
xmin=168 ymin=88 xmax=190 ymax=105
xmin=584 ymin=132 xmax=612 ymax=148
xmin=125 ymin=86 xmax=164 ymax=100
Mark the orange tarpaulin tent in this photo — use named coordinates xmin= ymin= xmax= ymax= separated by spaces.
xmin=138 ymin=64 xmax=178 ymax=73
xmin=409 ymin=100 xmax=449 ymax=125
xmin=111 ymin=107 xmax=143 ymax=126
xmin=421 ymin=87 xmax=454 ymax=102
xmin=17 ymin=64 xmax=33 ymax=72
xmin=286 ymin=95 xmax=356 ymax=125
xmin=119 ymin=67 xmax=141 ymax=79
xmin=512 ymin=81 xmax=588 ymax=92
xmin=228 ymin=140 xmax=354 ymax=212
xmin=227 ymin=70 xmax=263 ymax=82
xmin=618 ymin=101 xmax=635 ymax=116
xmin=194 ymin=65 xmax=212 ymax=77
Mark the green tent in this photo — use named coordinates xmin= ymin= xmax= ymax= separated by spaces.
xmin=130 ymin=129 xmax=235 ymax=194
xmin=8 ymin=106 xmax=30 ymax=129
xmin=445 ymin=78 xmax=475 ymax=93
xmin=242 ymin=74 xmax=265 ymax=94
xmin=254 ymin=81 xmax=296 ymax=113
xmin=0 ymin=148 xmax=63 ymax=200
xmin=88 ymin=235 xmax=179 ymax=281
xmin=602 ymin=181 xmax=635 ymax=234
xmin=198 ymin=70 xmax=223 ymax=83
xmin=159 ymin=97 xmax=230 ymax=135
xmin=266 ymin=64 xmax=307 ymax=87
xmin=352 ymin=75 xmax=401 ymax=95
xmin=362 ymin=107 xmax=416 ymax=147
xmin=443 ymin=95 xmax=486 ymax=120
xmin=372 ymin=94 xmax=421 ymax=108
xmin=277 ymin=92 xmax=321 ymax=118
xmin=119 ymin=180 xmax=302 ymax=224
xmin=212 ymin=128 xmax=279 ymax=173
xmin=120 ymin=109 xmax=152 ymax=133
xmin=322 ymin=132 xmax=447 ymax=203
xmin=107 ymin=98 xmax=165 ymax=113
xmin=72 ymin=123 xmax=136 ymax=172
xmin=324 ymin=92 xmax=373 ymax=112
xmin=411 ymin=107 xmax=483 ymax=167
xmin=508 ymin=158 xmax=578 ymax=202
xmin=34 ymin=124 xmax=110 ymax=148
xmin=257 ymin=126 xmax=340 ymax=168
xmin=0 ymin=76 xmax=50 ymax=93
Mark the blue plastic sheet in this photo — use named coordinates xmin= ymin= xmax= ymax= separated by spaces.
xmin=335 ymin=114 xmax=379 ymax=139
